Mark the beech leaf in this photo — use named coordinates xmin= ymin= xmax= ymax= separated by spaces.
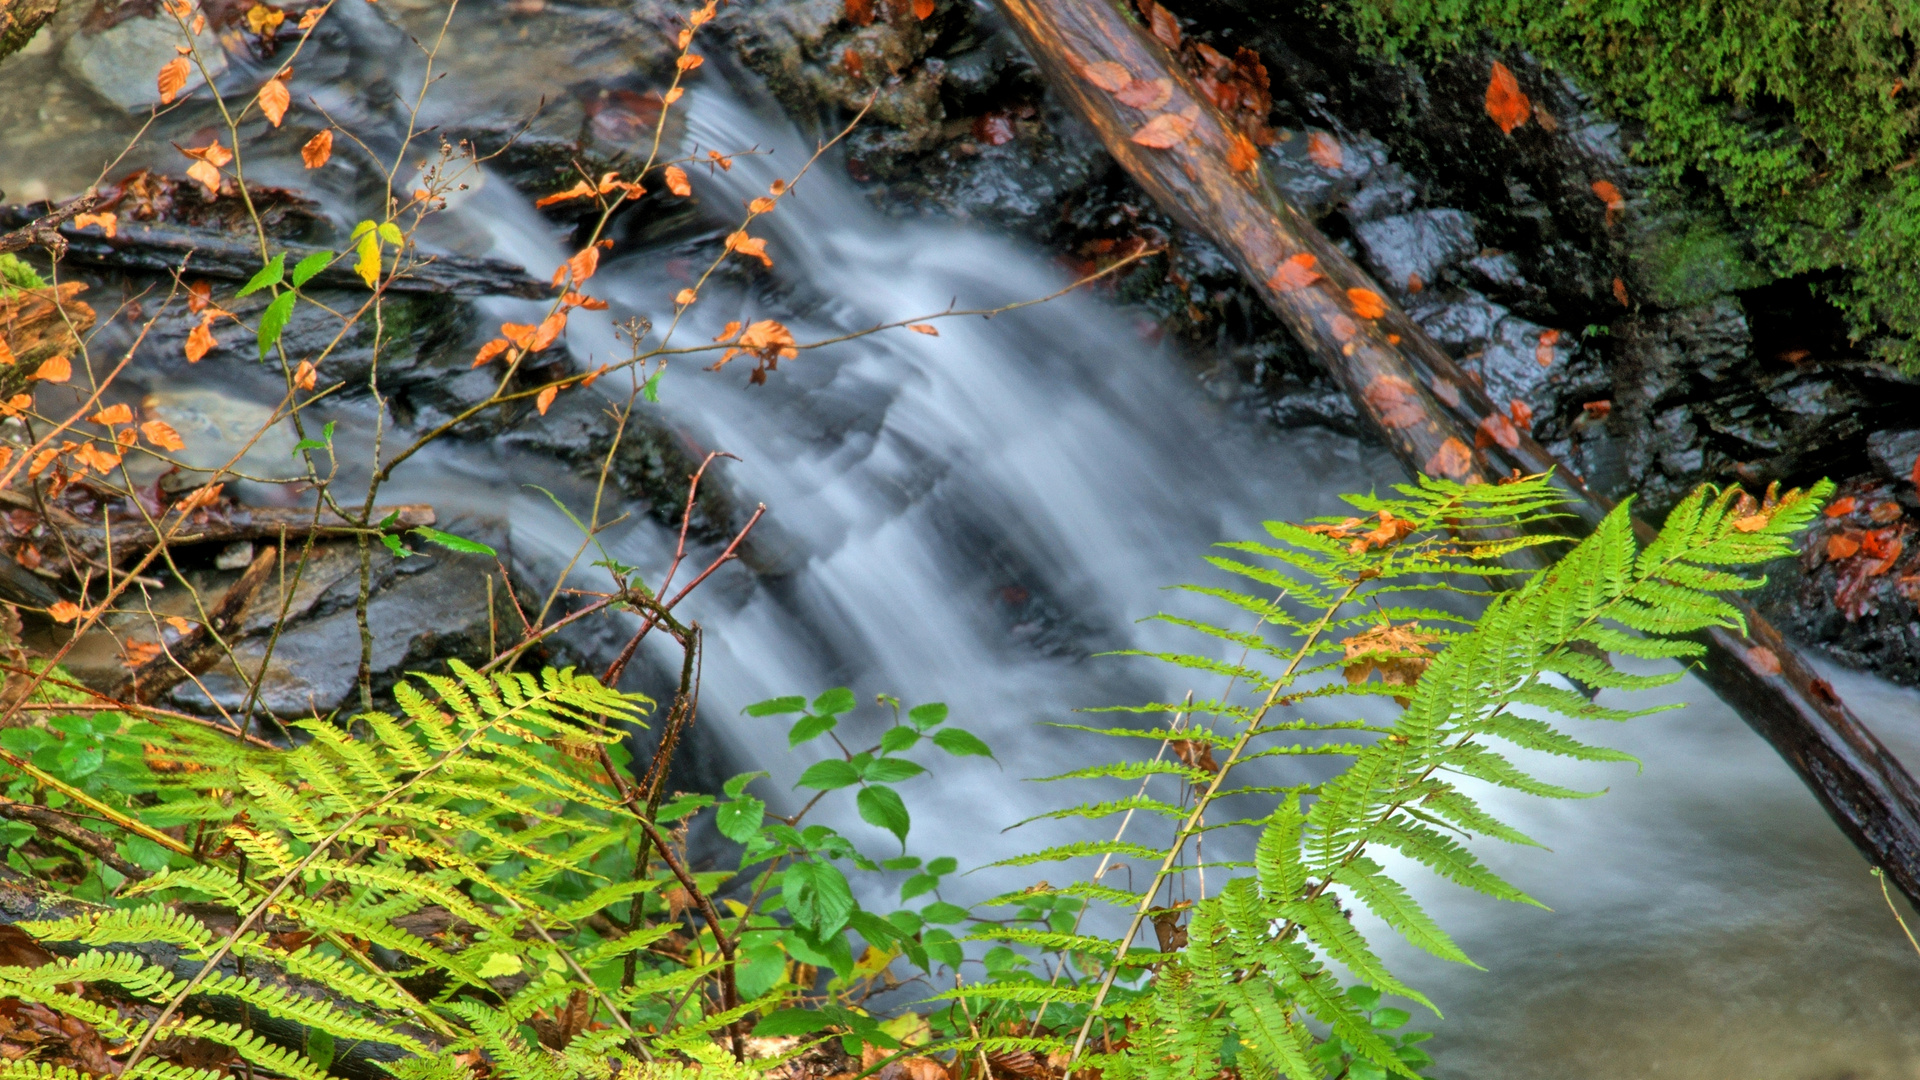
xmin=1485 ymin=61 xmax=1531 ymax=134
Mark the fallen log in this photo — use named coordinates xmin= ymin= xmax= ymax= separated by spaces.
xmin=994 ymin=0 xmax=1920 ymax=905
xmin=0 ymin=492 xmax=437 ymax=569
xmin=0 ymin=205 xmax=548 ymax=299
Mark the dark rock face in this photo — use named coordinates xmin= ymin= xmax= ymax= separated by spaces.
xmin=1760 ymin=479 xmax=1920 ymax=686
xmin=171 ymin=520 xmax=512 ymax=718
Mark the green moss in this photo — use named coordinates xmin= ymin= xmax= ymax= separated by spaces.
xmin=0 ymin=254 xmax=46 ymax=294
xmin=1635 ymin=219 xmax=1769 ymax=309
xmin=1336 ymin=0 xmax=1920 ymax=365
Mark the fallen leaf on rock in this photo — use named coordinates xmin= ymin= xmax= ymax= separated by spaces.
xmin=1328 ymin=313 xmax=1356 ymax=342
xmin=1267 ymin=253 xmax=1319 ymax=291
xmin=1745 ymin=646 xmax=1781 ymax=676
xmin=1306 ymin=130 xmax=1342 ymax=170
xmin=1825 ymin=496 xmax=1857 ymax=518
xmin=1509 ymin=399 xmax=1532 ymax=429
xmin=1612 ymin=277 xmax=1630 ymax=308
xmin=1828 ymin=533 xmax=1861 ymax=559
xmin=1130 ymin=108 xmax=1197 ymax=148
xmin=1347 ymin=288 xmax=1387 ymax=319
xmin=1424 ymin=437 xmax=1473 ymax=480
xmin=1477 ymin=410 xmax=1519 ymax=450
xmin=1535 ymin=328 xmax=1561 ymax=367
xmin=1226 ymin=132 xmax=1258 ymax=172
xmin=1485 ymin=61 xmax=1531 ymax=134
xmin=1138 ymin=0 xmax=1179 ymax=49
xmin=1078 ymin=59 xmax=1130 ymax=92
xmin=1363 ymin=375 xmax=1424 ymax=429
xmin=1115 ymin=77 xmax=1173 ymax=110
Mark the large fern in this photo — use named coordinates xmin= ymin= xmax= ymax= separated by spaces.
xmin=958 ymin=473 xmax=1828 ymax=1079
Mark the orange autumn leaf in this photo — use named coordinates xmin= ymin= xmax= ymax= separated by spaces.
xmin=1591 ymin=179 xmax=1624 ymax=209
xmin=47 ymin=600 xmax=82 ymax=624
xmin=1828 ymin=533 xmax=1861 ymax=560
xmin=298 ymin=6 xmax=322 ymax=28
xmin=727 ymin=231 xmax=772 ymax=267
xmin=185 ymin=318 xmax=216 ymax=362
xmin=301 ymin=128 xmax=333 ymax=169
xmin=1612 ymin=276 xmax=1630 ymax=308
xmin=536 ymin=384 xmax=559 ymax=415
xmin=1362 ymin=374 xmax=1424 ymax=429
xmin=116 ymin=428 xmax=137 ymax=446
xmin=580 ymin=364 xmax=608 ymax=387
xmin=908 ymin=324 xmax=938 ymax=336
xmin=1139 ymin=0 xmax=1179 ymax=49
xmin=844 ymin=0 xmax=873 ymax=25
xmin=30 ymin=356 xmax=69 ymax=383
xmin=28 ymin=444 xmax=65 ymax=478
xmin=72 ymin=442 xmax=123 ymax=475
xmin=1509 ymin=399 xmax=1533 ymax=430
xmin=1226 ymin=132 xmax=1258 ymax=172
xmin=1430 ymin=378 xmax=1461 ymax=408
xmin=562 ymin=291 xmax=608 ymax=311
xmin=536 ymin=181 xmax=595 ymax=208
xmin=186 ymin=159 xmax=222 ymax=197
xmin=72 ymin=212 xmax=117 ymax=238
xmin=1424 ymin=436 xmax=1474 ymax=480
xmin=1347 ymin=288 xmax=1388 ymax=319
xmin=188 ymin=280 xmax=212 ymax=314
xmin=0 ymin=339 xmax=12 ymax=365
xmin=912 ymin=0 xmax=932 ymax=17
xmin=0 ymin=394 xmax=30 ymax=418
xmin=175 ymin=482 xmax=224 ymax=513
xmin=89 ymin=404 xmax=132 ymax=426
xmin=1535 ymin=328 xmax=1561 ymax=367
xmin=552 ymin=246 xmax=600 ymax=289
xmin=501 ymin=323 xmax=538 ymax=349
xmin=1267 ymin=253 xmax=1319 ymax=292
xmin=1306 ymin=130 xmax=1342 ymax=171
xmin=1484 ymin=61 xmax=1531 ymax=134
xmin=676 ymin=53 xmax=704 ymax=72
xmin=258 ymin=74 xmax=290 ymax=127
xmin=531 ymin=310 xmax=567 ymax=351
xmin=675 ymin=288 xmax=697 ymax=306
xmin=293 ymin=359 xmax=317 ymax=389
xmin=1477 ymin=410 xmax=1519 ymax=451
xmin=1732 ymin=513 xmax=1771 ymax=533
xmin=1406 ymin=272 xmax=1424 ymax=293
xmin=665 ymin=165 xmax=692 ymax=196
xmin=1745 ymin=646 xmax=1782 ymax=676
xmin=181 ymin=140 xmax=233 ymax=166
xmin=749 ymin=196 xmax=775 ymax=214
xmin=472 ymin=338 xmax=510 ymax=368
xmin=664 ymin=86 xmax=684 ymax=105
xmin=714 ymin=320 xmax=743 ymax=343
xmin=1115 ymin=77 xmax=1172 ymax=110
xmin=1825 ymin=496 xmax=1858 ymax=518
xmin=1080 ymin=59 xmax=1131 ymax=93
xmin=158 ymin=57 xmax=190 ymax=105
xmin=1130 ymin=108 xmax=1196 ymax=149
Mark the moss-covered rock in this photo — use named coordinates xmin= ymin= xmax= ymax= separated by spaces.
xmin=0 ymin=0 xmax=55 ymax=64
xmin=1328 ymin=0 xmax=1920 ymax=368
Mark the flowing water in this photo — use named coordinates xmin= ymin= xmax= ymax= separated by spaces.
xmin=5 ymin=1 xmax=1920 ymax=1074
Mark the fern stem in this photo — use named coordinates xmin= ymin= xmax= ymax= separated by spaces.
xmin=1063 ymin=579 xmax=1364 ymax=1076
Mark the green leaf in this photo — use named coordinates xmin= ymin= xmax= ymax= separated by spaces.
xmin=907 ymin=702 xmax=948 ymax=729
xmin=723 ymin=771 xmax=766 ymax=799
xmin=861 ymin=758 xmax=925 ymax=783
xmin=812 ymin=688 xmax=857 ymax=716
xmin=235 ymin=253 xmax=286 ymax=298
xmin=377 ymin=222 xmax=404 ymax=246
xmin=642 ymin=371 xmax=662 ymax=402
xmin=303 ymin=1028 xmax=335 ymax=1072
xmin=257 ymin=291 xmax=296 ymax=358
xmin=788 ymin=714 xmax=837 ymax=746
xmin=292 ymin=419 xmax=337 ymax=456
xmin=411 ymin=526 xmax=497 ymax=557
xmin=900 ymin=873 xmax=937 ymax=901
xmin=926 ymin=856 xmax=957 ymax=876
xmin=745 ymin=696 xmax=807 ymax=717
xmin=290 ymin=250 xmax=332 ymax=288
xmin=379 ymin=534 xmax=412 ymax=559
xmin=920 ymin=901 xmax=969 ymax=925
xmin=783 ymin=861 xmax=856 ymax=938
xmin=932 ymin=727 xmax=993 ymax=758
xmin=878 ymin=726 xmax=919 ymax=753
xmin=796 ymin=759 xmax=861 ymax=790
xmin=753 ymin=1009 xmax=833 ymax=1037
xmin=716 ymin=797 xmax=764 ymax=843
xmin=856 ymin=784 xmax=910 ymax=845
xmin=882 ymin=856 xmax=920 ymax=871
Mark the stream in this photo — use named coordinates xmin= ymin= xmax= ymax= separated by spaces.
xmin=4 ymin=0 xmax=1920 ymax=1074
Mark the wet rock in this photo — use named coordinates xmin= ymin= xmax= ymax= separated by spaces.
xmin=1758 ymin=477 xmax=1920 ymax=686
xmin=1353 ymin=209 xmax=1476 ymax=297
xmin=170 ymin=520 xmax=509 ymax=717
xmin=1868 ymin=430 xmax=1920 ymax=485
xmin=61 ymin=15 xmax=225 ymax=111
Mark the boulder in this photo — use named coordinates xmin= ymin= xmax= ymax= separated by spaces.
xmin=61 ymin=15 xmax=225 ymax=111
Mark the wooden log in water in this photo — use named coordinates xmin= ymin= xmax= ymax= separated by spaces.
xmin=993 ymin=0 xmax=1920 ymax=905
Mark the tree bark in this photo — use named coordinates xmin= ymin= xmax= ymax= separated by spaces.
xmin=0 ymin=0 xmax=55 ymax=67
xmin=992 ymin=0 xmax=1920 ymax=906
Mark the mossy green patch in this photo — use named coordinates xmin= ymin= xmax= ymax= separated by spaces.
xmin=1634 ymin=218 xmax=1769 ymax=309
xmin=0 ymin=253 xmax=46 ymax=294
xmin=1335 ymin=0 xmax=1920 ymax=365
